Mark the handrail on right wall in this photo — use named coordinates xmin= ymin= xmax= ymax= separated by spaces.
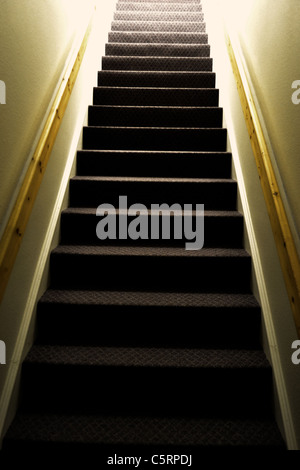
xmin=225 ymin=31 xmax=300 ymax=339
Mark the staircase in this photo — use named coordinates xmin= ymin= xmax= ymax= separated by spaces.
xmin=2 ymin=0 xmax=286 ymax=456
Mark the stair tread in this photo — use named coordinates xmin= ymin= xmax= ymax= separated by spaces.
xmin=98 ymin=70 xmax=214 ymax=77
xmin=97 ymin=70 xmax=215 ymax=88
xmin=94 ymin=86 xmax=216 ymax=92
xmin=105 ymin=43 xmax=210 ymax=57
xmin=102 ymin=55 xmax=212 ymax=71
xmin=82 ymin=128 xmax=226 ymax=151
xmin=107 ymin=42 xmax=207 ymax=47
xmin=71 ymin=175 xmax=234 ymax=182
xmin=77 ymin=149 xmax=230 ymax=155
xmin=93 ymin=87 xmax=219 ymax=106
xmin=24 ymin=344 xmax=270 ymax=369
xmin=117 ymin=3 xmax=203 ymax=11
xmin=62 ymin=207 xmax=242 ymax=217
xmin=114 ymin=12 xmax=205 ymax=21
xmin=103 ymin=55 xmax=209 ymax=59
xmin=108 ymin=32 xmax=208 ymax=44
xmin=95 ymin=85 xmax=215 ymax=89
xmin=89 ymin=104 xmax=218 ymax=109
xmin=111 ymin=21 xmax=206 ymax=32
xmin=120 ymin=0 xmax=203 ymax=2
xmin=4 ymin=413 xmax=285 ymax=448
xmin=99 ymin=70 xmax=212 ymax=75
xmin=39 ymin=289 xmax=258 ymax=309
xmin=111 ymin=20 xmax=205 ymax=25
xmin=51 ymin=245 xmax=250 ymax=258
xmin=88 ymin=105 xmax=223 ymax=127
xmin=83 ymin=126 xmax=223 ymax=130
xmin=76 ymin=151 xmax=232 ymax=178
xmin=36 ymin=289 xmax=261 ymax=349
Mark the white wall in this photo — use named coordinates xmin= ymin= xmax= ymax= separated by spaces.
xmin=202 ymin=0 xmax=300 ymax=449
xmin=0 ymin=0 xmax=116 ymax=442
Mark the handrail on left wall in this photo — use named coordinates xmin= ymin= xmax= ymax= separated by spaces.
xmin=0 ymin=8 xmax=95 ymax=304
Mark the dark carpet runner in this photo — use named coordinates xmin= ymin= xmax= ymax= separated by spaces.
xmin=2 ymin=0 xmax=286 ymax=456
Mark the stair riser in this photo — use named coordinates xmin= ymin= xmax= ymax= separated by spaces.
xmin=93 ymin=87 xmax=219 ymax=107
xmin=105 ymin=43 xmax=210 ymax=57
xmin=88 ymin=106 xmax=222 ymax=128
xmin=60 ymin=211 xmax=243 ymax=248
xmin=98 ymin=70 xmax=215 ymax=88
xmin=49 ymin=253 xmax=251 ymax=292
xmin=69 ymin=179 xmax=237 ymax=210
xmin=20 ymin=363 xmax=272 ymax=418
xmin=102 ymin=56 xmax=212 ymax=72
xmin=82 ymin=127 xmax=227 ymax=152
xmin=108 ymin=31 xmax=208 ymax=44
xmin=117 ymin=2 xmax=203 ymax=12
xmin=36 ymin=304 xmax=261 ymax=349
xmin=76 ymin=151 xmax=232 ymax=178
xmin=111 ymin=21 xmax=206 ymax=32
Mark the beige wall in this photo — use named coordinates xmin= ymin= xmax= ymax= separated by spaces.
xmin=235 ymin=0 xmax=300 ymax=447
xmin=227 ymin=0 xmax=300 ymax=252
xmin=0 ymin=0 xmax=116 ymax=440
xmin=203 ymin=0 xmax=300 ymax=449
xmin=0 ymin=0 xmax=93 ymax=232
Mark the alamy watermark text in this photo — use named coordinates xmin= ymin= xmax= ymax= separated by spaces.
xmin=0 ymin=80 xmax=6 ymax=104
xmin=291 ymin=80 xmax=300 ymax=105
xmin=96 ymin=196 xmax=204 ymax=251
xmin=291 ymin=340 xmax=300 ymax=365
xmin=0 ymin=340 xmax=6 ymax=364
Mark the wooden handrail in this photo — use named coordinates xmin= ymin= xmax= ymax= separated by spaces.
xmin=226 ymin=31 xmax=300 ymax=338
xmin=0 ymin=9 xmax=94 ymax=304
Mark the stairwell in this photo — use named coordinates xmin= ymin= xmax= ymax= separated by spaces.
xmin=2 ymin=0 xmax=286 ymax=456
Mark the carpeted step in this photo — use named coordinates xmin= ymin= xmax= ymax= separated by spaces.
xmin=117 ymin=2 xmax=203 ymax=11
xmin=93 ymin=86 xmax=218 ymax=106
xmin=2 ymin=414 xmax=286 ymax=455
xmin=88 ymin=105 xmax=222 ymax=128
xmin=111 ymin=20 xmax=206 ymax=32
xmin=113 ymin=11 xmax=205 ymax=22
xmin=120 ymin=0 xmax=202 ymax=3
xmin=98 ymin=70 xmax=215 ymax=88
xmin=76 ymin=150 xmax=231 ymax=178
xmin=105 ymin=43 xmax=210 ymax=57
xmin=19 ymin=345 xmax=272 ymax=418
xmin=59 ymin=208 xmax=243 ymax=248
xmin=68 ymin=176 xmax=237 ymax=210
xmin=36 ymin=289 xmax=261 ymax=349
xmin=49 ymin=245 xmax=251 ymax=292
xmin=82 ymin=127 xmax=226 ymax=151
xmin=102 ymin=56 xmax=212 ymax=71
xmin=108 ymin=31 xmax=208 ymax=44
xmin=82 ymin=126 xmax=226 ymax=151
